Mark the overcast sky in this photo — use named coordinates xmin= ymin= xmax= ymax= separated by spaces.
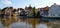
xmin=0 ymin=0 xmax=60 ymax=9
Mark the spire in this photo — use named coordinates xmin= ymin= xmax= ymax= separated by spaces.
xmin=28 ymin=4 xmax=32 ymax=9
xmin=25 ymin=6 xmax=27 ymax=9
xmin=29 ymin=4 xmax=31 ymax=7
xmin=25 ymin=6 xmax=27 ymax=7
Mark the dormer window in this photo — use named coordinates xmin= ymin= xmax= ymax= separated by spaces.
xmin=54 ymin=3 xmax=56 ymax=5
xmin=58 ymin=14 xmax=60 ymax=16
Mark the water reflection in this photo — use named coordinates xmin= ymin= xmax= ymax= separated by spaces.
xmin=0 ymin=17 xmax=60 ymax=28
xmin=10 ymin=22 xmax=32 ymax=28
xmin=36 ymin=23 xmax=48 ymax=28
xmin=0 ymin=17 xmax=19 ymax=28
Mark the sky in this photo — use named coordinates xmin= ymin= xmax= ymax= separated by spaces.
xmin=0 ymin=0 xmax=60 ymax=9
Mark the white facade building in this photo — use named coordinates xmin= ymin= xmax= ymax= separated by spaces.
xmin=48 ymin=3 xmax=60 ymax=17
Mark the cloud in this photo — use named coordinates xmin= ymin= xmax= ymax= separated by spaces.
xmin=1 ymin=0 xmax=12 ymax=5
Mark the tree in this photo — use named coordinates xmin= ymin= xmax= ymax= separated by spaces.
xmin=0 ymin=8 xmax=2 ymax=14
xmin=32 ymin=7 xmax=36 ymax=18
xmin=36 ymin=11 xmax=40 ymax=17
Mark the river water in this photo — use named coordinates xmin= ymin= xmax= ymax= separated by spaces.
xmin=0 ymin=17 xmax=60 ymax=28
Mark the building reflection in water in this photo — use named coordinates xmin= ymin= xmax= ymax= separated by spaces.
xmin=1 ymin=16 xmax=19 ymax=28
xmin=0 ymin=17 xmax=52 ymax=28
xmin=25 ymin=18 xmax=40 ymax=28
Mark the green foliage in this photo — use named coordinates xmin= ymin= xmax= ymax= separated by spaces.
xmin=0 ymin=9 xmax=2 ymax=14
xmin=36 ymin=11 xmax=40 ymax=17
xmin=31 ymin=7 xmax=42 ymax=18
xmin=32 ymin=7 xmax=36 ymax=17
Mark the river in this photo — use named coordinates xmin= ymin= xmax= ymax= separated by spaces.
xmin=0 ymin=17 xmax=60 ymax=28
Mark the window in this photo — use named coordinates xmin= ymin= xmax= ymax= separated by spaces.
xmin=58 ymin=14 xmax=60 ymax=16
xmin=53 ymin=14 xmax=55 ymax=16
